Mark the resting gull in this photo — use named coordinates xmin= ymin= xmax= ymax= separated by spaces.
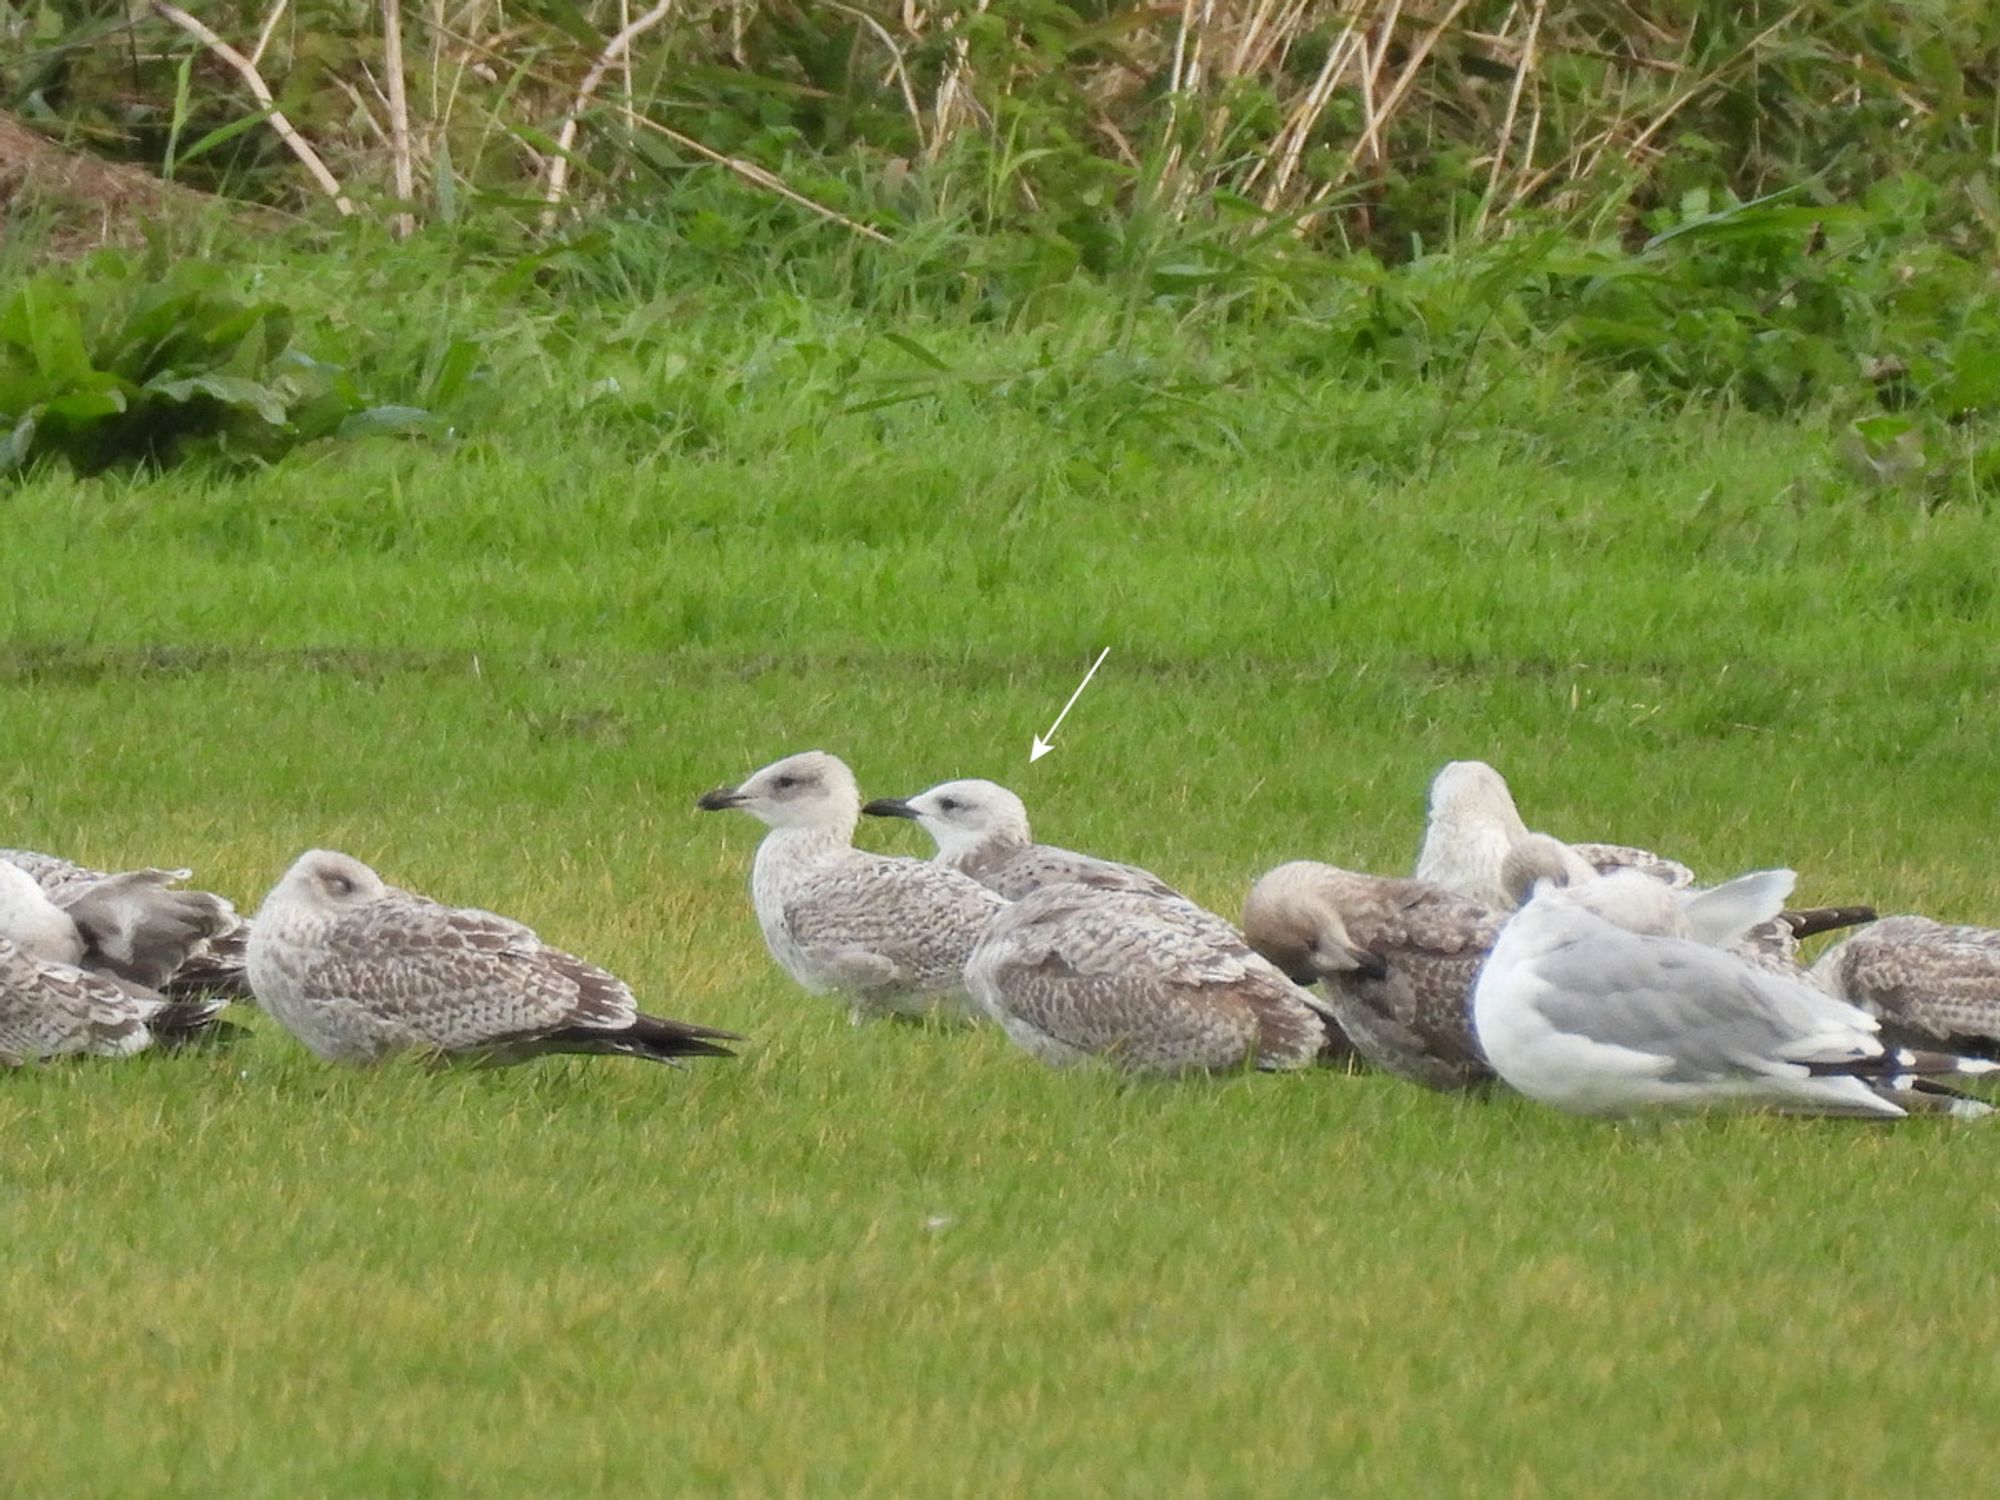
xmin=1813 ymin=916 xmax=2000 ymax=1058
xmin=860 ymin=779 xmax=1180 ymax=899
xmin=1242 ymin=861 xmax=1500 ymax=1091
xmin=1 ymin=847 xmax=249 ymax=997
xmin=247 ymin=850 xmax=740 ymax=1067
xmin=697 ymin=751 xmax=1008 ymax=1023
xmin=1415 ymin=760 xmax=1694 ymax=910
xmin=0 ymin=862 xmax=229 ymax=1062
xmin=965 ymin=884 xmax=1332 ymax=1074
xmin=1472 ymin=867 xmax=1994 ymax=1119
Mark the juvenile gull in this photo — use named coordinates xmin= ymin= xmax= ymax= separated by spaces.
xmin=0 ymin=863 xmax=228 ymax=1062
xmin=1472 ymin=868 xmax=1994 ymax=1119
xmin=247 ymin=850 xmax=739 ymax=1066
xmin=1813 ymin=916 xmax=2000 ymax=1057
xmin=698 ymin=752 xmax=1008 ymax=1022
xmin=1498 ymin=832 xmax=1875 ymax=978
xmin=1 ymin=847 xmax=249 ymax=997
xmin=1242 ymin=861 xmax=1499 ymax=1091
xmin=1414 ymin=760 xmax=1694 ymax=910
xmin=965 ymin=884 xmax=1332 ymax=1074
xmin=861 ymin=779 xmax=1180 ymax=899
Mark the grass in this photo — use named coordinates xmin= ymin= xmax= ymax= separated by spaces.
xmin=5 ymin=231 xmax=2000 ymax=1495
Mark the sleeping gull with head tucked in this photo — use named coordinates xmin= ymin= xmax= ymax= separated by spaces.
xmin=1242 ymin=861 xmax=1500 ymax=1091
xmin=247 ymin=850 xmax=739 ymax=1066
xmin=860 ymin=779 xmax=1180 ymax=899
xmin=1472 ymin=866 xmax=1994 ymax=1118
xmin=0 ymin=862 xmax=230 ymax=1062
xmin=1813 ymin=916 xmax=2000 ymax=1057
xmin=965 ymin=883 xmax=1334 ymax=1074
xmin=1415 ymin=760 xmax=1694 ymax=910
xmin=2 ymin=846 xmax=249 ymax=997
xmin=698 ymin=751 xmax=1008 ymax=1023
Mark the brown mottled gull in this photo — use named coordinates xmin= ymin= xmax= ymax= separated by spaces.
xmin=860 ymin=779 xmax=1180 ymax=899
xmin=0 ymin=862 xmax=229 ymax=1062
xmin=246 ymin=850 xmax=739 ymax=1067
xmin=1813 ymin=916 xmax=2000 ymax=1057
xmin=1 ymin=846 xmax=249 ymax=998
xmin=965 ymin=884 xmax=1331 ymax=1074
xmin=1243 ymin=861 xmax=1500 ymax=1092
xmin=697 ymin=752 xmax=1008 ymax=1023
xmin=1414 ymin=760 xmax=1694 ymax=910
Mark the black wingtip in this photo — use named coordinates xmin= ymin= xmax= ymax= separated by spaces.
xmin=1780 ymin=904 xmax=1878 ymax=941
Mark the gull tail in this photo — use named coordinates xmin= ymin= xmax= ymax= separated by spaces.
xmin=1780 ymin=905 xmax=1877 ymax=942
xmin=145 ymin=995 xmax=244 ymax=1049
xmin=542 ymin=1012 xmax=744 ymax=1066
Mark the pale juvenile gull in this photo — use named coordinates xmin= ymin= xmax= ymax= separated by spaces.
xmin=1414 ymin=760 xmax=1694 ymax=910
xmin=1 ymin=846 xmax=250 ymax=998
xmin=1498 ymin=832 xmax=1875 ymax=978
xmin=1242 ymin=861 xmax=1499 ymax=1091
xmin=1813 ymin=916 xmax=2000 ymax=1058
xmin=860 ymin=779 xmax=1181 ymax=899
xmin=247 ymin=850 xmax=739 ymax=1066
xmin=965 ymin=883 xmax=1332 ymax=1074
xmin=697 ymin=751 xmax=1008 ymax=1023
xmin=0 ymin=863 xmax=229 ymax=1063
xmin=1472 ymin=867 xmax=1995 ymax=1119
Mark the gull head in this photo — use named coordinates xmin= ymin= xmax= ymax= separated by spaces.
xmin=1240 ymin=862 xmax=1389 ymax=987
xmin=861 ymin=779 xmax=1031 ymax=860
xmin=1427 ymin=759 xmax=1527 ymax=835
xmin=1498 ymin=832 xmax=1600 ymax=909
xmin=697 ymin=750 xmax=861 ymax=833
xmin=0 ymin=860 xmax=85 ymax=964
xmin=262 ymin=849 xmax=390 ymax=919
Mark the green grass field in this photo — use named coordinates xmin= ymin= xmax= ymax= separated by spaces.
xmin=6 ymin=244 xmax=2000 ymax=1496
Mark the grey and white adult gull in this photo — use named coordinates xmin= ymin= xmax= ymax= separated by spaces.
xmin=247 ymin=849 xmax=739 ymax=1066
xmin=861 ymin=778 xmax=1180 ymax=899
xmin=1472 ymin=867 xmax=1994 ymax=1119
xmin=698 ymin=751 xmax=1008 ymax=1023
xmin=965 ymin=883 xmax=1333 ymax=1074
xmin=1415 ymin=760 xmax=1694 ymax=910
xmin=1242 ymin=861 xmax=1499 ymax=1091
xmin=0 ymin=862 xmax=229 ymax=1063
xmin=1 ymin=846 xmax=249 ymax=997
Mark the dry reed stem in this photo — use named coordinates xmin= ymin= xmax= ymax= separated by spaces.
xmin=541 ymin=0 xmax=677 ymax=229
xmin=830 ymin=2 xmax=928 ymax=155
xmin=1475 ymin=0 xmax=1545 ymax=236
xmin=147 ymin=0 xmax=356 ymax=216
xmin=247 ymin=0 xmax=289 ymax=69
xmin=381 ymin=0 xmax=416 ymax=237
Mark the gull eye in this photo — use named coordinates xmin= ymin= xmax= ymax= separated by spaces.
xmin=772 ymin=775 xmax=799 ymax=791
xmin=323 ymin=872 xmax=355 ymax=897
xmin=937 ymin=797 xmax=961 ymax=813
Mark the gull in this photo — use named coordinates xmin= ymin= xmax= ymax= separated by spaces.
xmin=247 ymin=850 xmax=740 ymax=1067
xmin=861 ymin=778 xmax=1180 ymax=899
xmin=1242 ymin=861 xmax=1500 ymax=1091
xmin=0 ymin=862 xmax=229 ymax=1062
xmin=965 ymin=884 xmax=1332 ymax=1074
xmin=1415 ymin=760 xmax=1693 ymax=910
xmin=1813 ymin=916 xmax=2000 ymax=1057
xmin=1472 ymin=867 xmax=1994 ymax=1119
xmin=2 ymin=847 xmax=249 ymax=997
xmin=697 ymin=751 xmax=1008 ymax=1022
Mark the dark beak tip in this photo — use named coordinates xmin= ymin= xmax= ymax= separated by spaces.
xmin=695 ymin=786 xmax=743 ymax=812
xmin=861 ymin=798 xmax=919 ymax=819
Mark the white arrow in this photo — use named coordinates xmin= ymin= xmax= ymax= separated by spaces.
xmin=1030 ymin=648 xmax=1110 ymax=763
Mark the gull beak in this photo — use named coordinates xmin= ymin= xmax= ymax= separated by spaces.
xmin=861 ymin=797 xmax=919 ymax=819
xmin=1350 ymin=947 xmax=1390 ymax=982
xmin=696 ymin=785 xmax=747 ymax=812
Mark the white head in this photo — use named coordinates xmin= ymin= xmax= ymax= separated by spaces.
xmin=696 ymin=750 xmax=862 ymax=834
xmin=1240 ymin=862 xmax=1389 ymax=987
xmin=0 ymin=861 xmax=85 ymax=963
xmin=259 ymin=849 xmax=390 ymax=922
xmin=861 ymin=779 xmax=1031 ymax=860
xmin=1426 ymin=760 xmax=1527 ymax=836
xmin=1531 ymin=867 xmax=1687 ymax=936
